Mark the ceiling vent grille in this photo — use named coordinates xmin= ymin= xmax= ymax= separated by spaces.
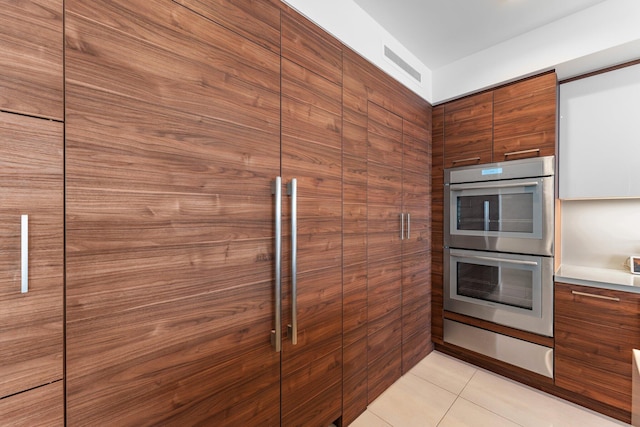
xmin=384 ymin=45 xmax=422 ymax=83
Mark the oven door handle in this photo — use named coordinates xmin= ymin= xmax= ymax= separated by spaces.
xmin=463 ymin=255 xmax=539 ymax=267
xmin=449 ymin=181 xmax=539 ymax=191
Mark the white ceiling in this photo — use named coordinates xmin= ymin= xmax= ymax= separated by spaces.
xmin=351 ymin=0 xmax=609 ymax=70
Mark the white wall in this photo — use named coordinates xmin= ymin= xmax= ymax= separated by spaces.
xmin=283 ymin=0 xmax=640 ymax=105
xmin=433 ymin=0 xmax=640 ymax=103
xmin=561 ymin=199 xmax=640 ymax=270
xmin=281 ymin=0 xmax=432 ymax=102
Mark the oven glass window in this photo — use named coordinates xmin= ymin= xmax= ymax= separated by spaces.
xmin=456 ymin=193 xmax=534 ymax=233
xmin=456 ymin=262 xmax=533 ymax=310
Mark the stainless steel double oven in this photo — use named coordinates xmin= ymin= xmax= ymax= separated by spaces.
xmin=443 ymin=156 xmax=555 ymax=377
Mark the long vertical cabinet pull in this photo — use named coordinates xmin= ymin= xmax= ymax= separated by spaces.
xmin=406 ymin=212 xmax=410 ymax=240
xmin=271 ymin=178 xmax=282 ymax=352
xmin=288 ymin=179 xmax=298 ymax=345
xmin=483 ymin=201 xmax=490 ymax=232
xmin=400 ymin=213 xmax=405 ymax=240
xmin=21 ymin=214 xmax=29 ymax=293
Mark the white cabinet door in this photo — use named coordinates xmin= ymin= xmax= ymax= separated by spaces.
xmin=559 ymin=62 xmax=640 ymax=199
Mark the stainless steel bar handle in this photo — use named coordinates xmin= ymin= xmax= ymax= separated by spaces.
xmin=464 ymin=254 xmax=539 ymax=267
xmin=450 ymin=181 xmax=540 ymax=191
xmin=400 ymin=213 xmax=405 ymax=240
xmin=504 ymin=148 xmax=540 ymax=158
xmin=483 ymin=201 xmax=490 ymax=232
xmin=406 ymin=213 xmax=411 ymax=239
xmin=571 ymin=290 xmax=620 ymax=302
xmin=271 ymin=178 xmax=282 ymax=352
xmin=21 ymin=215 xmax=28 ymax=293
xmin=288 ymin=179 xmax=298 ymax=345
xmin=451 ymin=156 xmax=481 ymax=165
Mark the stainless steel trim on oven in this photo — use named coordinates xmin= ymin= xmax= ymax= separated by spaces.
xmin=444 ymin=248 xmax=554 ymax=336
xmin=444 ymin=319 xmax=554 ymax=378
xmin=445 ymin=156 xmax=555 ymax=256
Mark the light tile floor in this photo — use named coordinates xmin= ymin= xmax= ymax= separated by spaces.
xmin=350 ymin=351 xmax=631 ymax=427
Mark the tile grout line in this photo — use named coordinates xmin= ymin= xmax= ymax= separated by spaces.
xmin=434 ymin=367 xmax=479 ymax=427
xmin=434 ymin=395 xmax=460 ymax=427
xmin=453 ymin=369 xmax=531 ymax=427
xmin=368 ymin=410 xmax=393 ymax=427
xmin=460 ymin=367 xmax=478 ymax=395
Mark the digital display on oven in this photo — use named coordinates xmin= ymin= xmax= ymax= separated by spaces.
xmin=481 ymin=167 xmax=503 ymax=176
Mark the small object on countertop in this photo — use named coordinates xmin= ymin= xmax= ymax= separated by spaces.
xmin=626 ymin=256 xmax=640 ymax=275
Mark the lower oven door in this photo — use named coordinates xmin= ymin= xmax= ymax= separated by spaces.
xmin=444 ymin=248 xmax=553 ymax=336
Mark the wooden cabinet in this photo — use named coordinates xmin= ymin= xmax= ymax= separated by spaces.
xmin=280 ymin=9 xmax=343 ymax=426
xmin=342 ymin=48 xmax=432 ymax=425
xmin=443 ymin=92 xmax=493 ymax=168
xmin=1 ymin=0 xmax=64 ymax=421
xmin=555 ymin=282 xmax=640 ymax=420
xmin=65 ymin=1 xmax=282 ymax=424
xmin=0 ymin=113 xmax=64 ymax=423
xmin=342 ymin=50 xmax=371 ymax=427
xmin=366 ymin=101 xmax=432 ymax=403
xmin=367 ymin=101 xmax=404 ymax=403
xmin=401 ymin=120 xmax=432 ymax=372
xmin=65 ymin=2 xmax=348 ymax=425
xmin=431 ymin=105 xmax=445 ymax=345
xmin=0 ymin=0 xmax=63 ymax=120
xmin=494 ymin=72 xmax=556 ymax=161
xmin=0 ymin=0 xmax=434 ymax=425
xmin=442 ymin=72 xmax=556 ymax=169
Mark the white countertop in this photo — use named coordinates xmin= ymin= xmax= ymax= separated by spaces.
xmin=555 ymin=264 xmax=640 ymax=293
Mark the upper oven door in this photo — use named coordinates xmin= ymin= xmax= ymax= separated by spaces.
xmin=445 ymin=175 xmax=554 ymax=256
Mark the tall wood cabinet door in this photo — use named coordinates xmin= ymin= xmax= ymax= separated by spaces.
xmin=443 ymin=92 xmax=493 ymax=168
xmin=401 ymin=119 xmax=432 ymax=373
xmin=341 ymin=48 xmax=371 ymax=427
xmin=65 ymin=1 xmax=282 ymax=425
xmin=493 ymin=72 xmax=557 ymax=161
xmin=0 ymin=113 xmax=63 ymax=401
xmin=280 ymin=9 xmax=343 ymax=426
xmin=367 ymin=102 xmax=403 ymax=403
xmin=431 ymin=105 xmax=445 ymax=345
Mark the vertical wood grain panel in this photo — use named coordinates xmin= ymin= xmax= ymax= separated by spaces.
xmin=431 ymin=105 xmax=445 ymax=345
xmin=0 ymin=113 xmax=63 ymax=400
xmin=343 ymin=47 xmax=429 ymax=129
xmin=0 ymin=0 xmax=63 ymax=120
xmin=367 ymin=102 xmax=403 ymax=404
xmin=401 ymin=108 xmax=432 ymax=375
xmin=281 ymin=7 xmax=342 ymax=85
xmin=443 ymin=92 xmax=493 ymax=168
xmin=342 ymin=49 xmax=370 ymax=426
xmin=280 ymin=10 xmax=343 ymax=425
xmin=402 ymin=119 xmax=431 ymax=258
xmin=493 ymin=72 xmax=556 ymax=160
xmin=342 ymin=336 xmax=369 ymax=425
xmin=346 ymin=45 xmax=432 ymax=413
xmin=65 ymin=0 xmax=282 ymax=424
xmin=368 ymin=102 xmax=404 ymax=169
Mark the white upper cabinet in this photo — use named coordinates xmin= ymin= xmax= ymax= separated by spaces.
xmin=559 ymin=62 xmax=640 ymax=199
